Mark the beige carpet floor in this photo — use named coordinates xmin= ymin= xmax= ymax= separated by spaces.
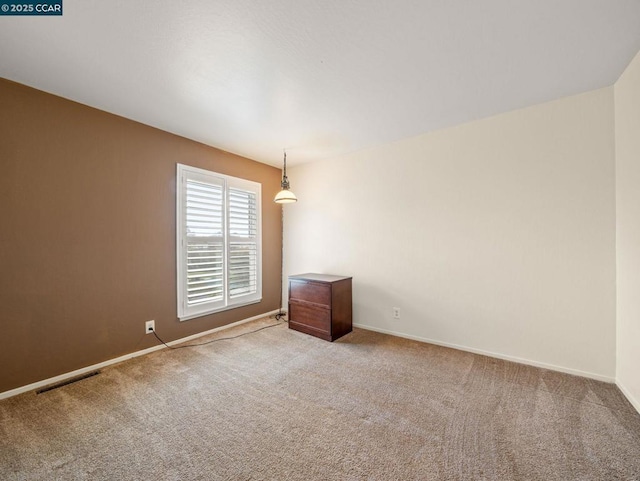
xmin=1 ymin=317 xmax=639 ymax=481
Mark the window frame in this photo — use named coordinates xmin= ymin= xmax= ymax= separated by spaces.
xmin=176 ymin=163 xmax=262 ymax=321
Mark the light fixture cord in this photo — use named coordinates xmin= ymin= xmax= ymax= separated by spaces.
xmin=275 ymin=192 xmax=286 ymax=321
xmin=275 ymin=149 xmax=287 ymax=321
xmin=281 ymin=150 xmax=290 ymax=189
xmin=283 ymin=150 xmax=287 ymax=176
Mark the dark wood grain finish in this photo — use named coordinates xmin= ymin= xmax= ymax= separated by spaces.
xmin=330 ymin=278 xmax=353 ymax=340
xmin=287 ymin=321 xmax=333 ymax=342
xmin=289 ymin=301 xmax=330 ymax=331
xmin=288 ymin=274 xmax=352 ymax=342
xmin=289 ymin=280 xmax=331 ymax=306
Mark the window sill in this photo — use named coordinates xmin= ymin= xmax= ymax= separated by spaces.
xmin=178 ymin=298 xmax=262 ymax=322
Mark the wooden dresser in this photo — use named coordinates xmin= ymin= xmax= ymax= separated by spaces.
xmin=288 ymin=273 xmax=353 ymax=342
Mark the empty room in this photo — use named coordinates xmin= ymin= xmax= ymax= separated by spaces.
xmin=1 ymin=1 xmax=640 ymax=480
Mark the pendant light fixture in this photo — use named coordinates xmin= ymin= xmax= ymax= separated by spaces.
xmin=274 ymin=150 xmax=297 ymax=204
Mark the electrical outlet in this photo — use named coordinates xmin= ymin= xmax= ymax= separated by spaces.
xmin=145 ymin=320 xmax=155 ymax=334
xmin=393 ymin=307 xmax=401 ymax=319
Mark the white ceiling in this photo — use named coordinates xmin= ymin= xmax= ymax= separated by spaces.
xmin=1 ymin=1 xmax=640 ymax=167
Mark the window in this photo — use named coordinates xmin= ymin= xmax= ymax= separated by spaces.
xmin=177 ymin=164 xmax=261 ymax=321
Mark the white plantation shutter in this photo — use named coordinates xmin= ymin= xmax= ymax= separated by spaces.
xmin=186 ymin=243 xmax=224 ymax=304
xmin=185 ymin=179 xmax=224 ymax=306
xmin=177 ymin=165 xmax=261 ymax=320
xmin=228 ymin=187 xmax=258 ymax=301
xmin=229 ymin=243 xmax=257 ymax=297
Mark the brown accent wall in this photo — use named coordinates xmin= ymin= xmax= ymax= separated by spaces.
xmin=0 ymin=79 xmax=283 ymax=393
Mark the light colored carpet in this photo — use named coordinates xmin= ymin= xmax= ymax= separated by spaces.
xmin=1 ymin=317 xmax=639 ymax=480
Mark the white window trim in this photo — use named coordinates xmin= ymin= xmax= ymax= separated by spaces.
xmin=177 ymin=163 xmax=262 ymax=321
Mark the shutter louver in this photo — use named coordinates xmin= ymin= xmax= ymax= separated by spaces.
xmin=229 ymin=243 xmax=257 ymax=298
xmin=228 ymin=188 xmax=258 ymax=299
xmin=186 ymin=242 xmax=224 ymax=304
xmin=185 ymin=180 xmax=224 ymax=305
xmin=185 ymin=180 xmax=223 ymax=237
xmin=229 ymin=188 xmax=257 ymax=237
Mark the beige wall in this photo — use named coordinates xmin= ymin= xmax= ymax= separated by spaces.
xmin=285 ymin=88 xmax=616 ymax=380
xmin=0 ymin=79 xmax=283 ymax=394
xmin=615 ymin=50 xmax=640 ymax=411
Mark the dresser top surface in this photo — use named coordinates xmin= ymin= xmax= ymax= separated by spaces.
xmin=289 ymin=273 xmax=352 ymax=283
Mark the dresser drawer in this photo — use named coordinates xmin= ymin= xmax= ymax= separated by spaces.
xmin=289 ymin=301 xmax=330 ymax=332
xmin=289 ymin=280 xmax=331 ymax=306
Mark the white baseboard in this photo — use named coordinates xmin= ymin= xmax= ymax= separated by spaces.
xmin=0 ymin=310 xmax=280 ymax=401
xmin=353 ymin=323 xmax=615 ymax=383
xmin=616 ymin=380 xmax=640 ymax=415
